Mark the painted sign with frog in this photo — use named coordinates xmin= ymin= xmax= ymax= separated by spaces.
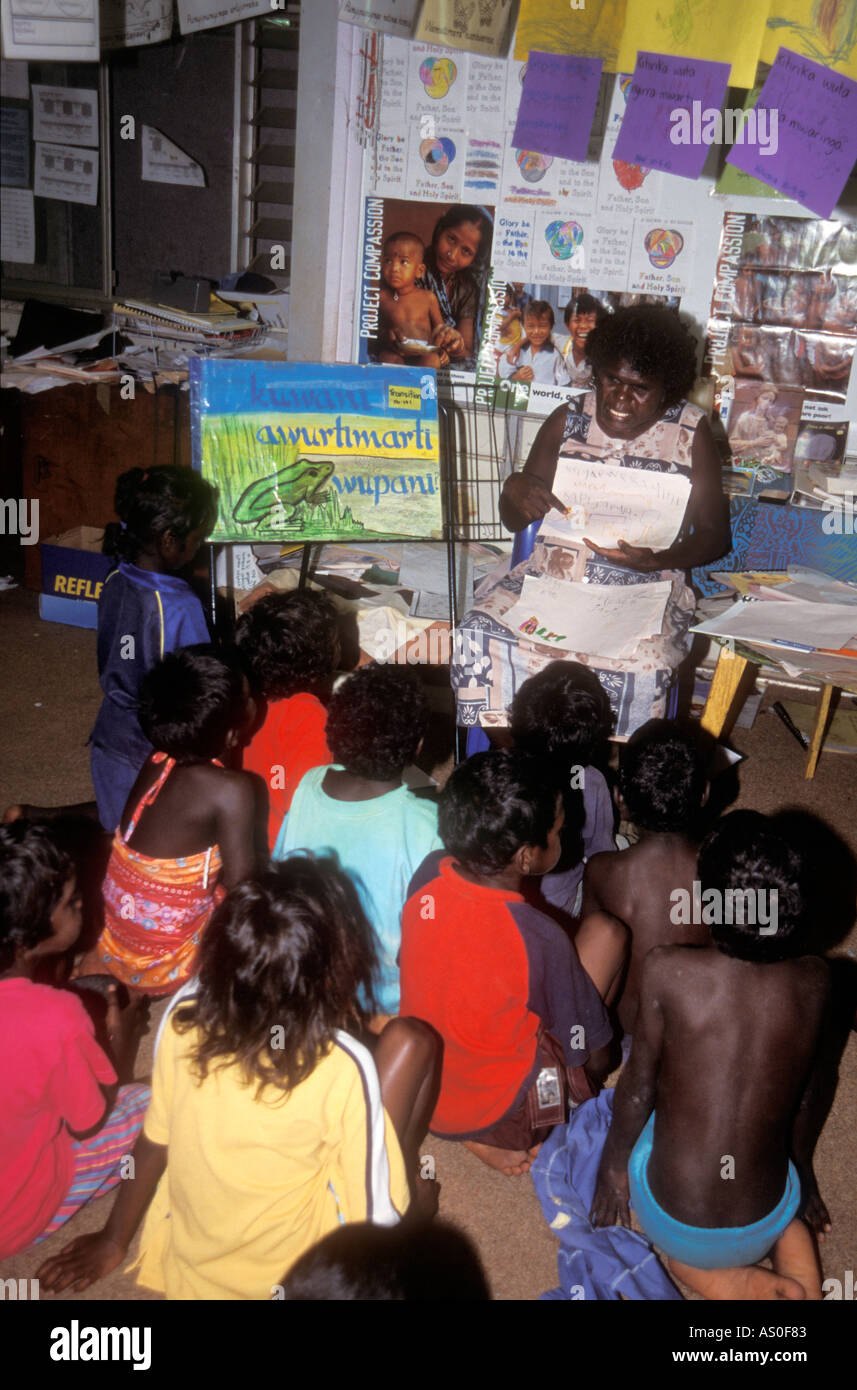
xmin=190 ymin=360 xmax=442 ymax=542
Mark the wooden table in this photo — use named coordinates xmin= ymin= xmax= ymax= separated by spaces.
xmin=700 ymin=645 xmax=840 ymax=779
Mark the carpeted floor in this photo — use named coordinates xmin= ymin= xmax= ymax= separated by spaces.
xmin=1 ymin=584 xmax=854 ymax=1301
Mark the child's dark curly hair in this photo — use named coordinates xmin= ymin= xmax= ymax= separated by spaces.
xmin=698 ymin=811 xmax=808 ymax=963
xmin=234 ymin=590 xmax=339 ymax=701
xmin=173 ymin=857 xmax=377 ymax=1094
xmin=509 ymin=661 xmax=613 ymax=768
xmin=325 ymin=664 xmax=428 ymax=781
xmin=102 ymin=465 xmax=217 ymax=564
xmin=438 ymin=750 xmax=560 ymax=877
xmin=619 ymin=719 xmax=708 ymax=833
xmin=138 ymin=644 xmax=247 ymax=763
xmin=0 ymin=821 xmax=75 ymax=972
xmin=585 ymin=305 xmax=698 ymax=406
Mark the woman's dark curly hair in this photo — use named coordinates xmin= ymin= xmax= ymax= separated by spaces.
xmin=234 ymin=590 xmax=339 ymax=701
xmin=585 ymin=305 xmax=698 ymax=406
xmin=172 ymin=858 xmax=377 ymax=1094
xmin=325 ymin=664 xmax=428 ymax=780
xmin=0 ymin=821 xmax=74 ymax=972
xmin=509 ymin=661 xmax=614 ymax=767
xmin=102 ymin=465 xmax=217 ymax=564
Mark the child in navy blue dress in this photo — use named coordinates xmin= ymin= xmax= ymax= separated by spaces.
xmin=90 ymin=467 xmax=217 ymax=831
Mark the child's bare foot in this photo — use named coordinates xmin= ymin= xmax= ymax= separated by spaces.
xmin=463 ymin=1140 xmax=541 ymax=1176
xmin=669 ymin=1257 xmax=806 ymax=1301
xmin=772 ymin=1219 xmax=822 ymax=1298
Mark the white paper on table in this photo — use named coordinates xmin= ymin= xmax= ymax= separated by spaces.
xmin=538 ymin=456 xmax=691 ymax=551
xmin=691 ymin=598 xmax=857 ymax=652
xmin=176 ymin=0 xmax=269 ymax=36
xmin=141 ymin=126 xmax=205 ymax=186
xmin=1 ymin=58 xmax=30 ymax=100
xmin=32 ymin=86 xmax=99 ymax=148
xmin=34 ymin=143 xmax=98 ymax=206
xmin=0 ymin=186 xmax=34 ymax=263
xmin=503 ymin=574 xmax=672 ymax=659
xmin=100 ymin=0 xmax=173 ymax=49
xmin=339 ymin=0 xmax=420 ymax=36
xmin=1 ymin=0 xmax=99 ymax=60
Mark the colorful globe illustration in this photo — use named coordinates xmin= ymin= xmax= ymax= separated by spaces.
xmin=545 ymin=220 xmax=584 ymax=260
xmin=419 ymin=57 xmax=457 ymax=99
xmin=644 ymin=228 xmax=684 ymax=268
xmin=515 ymin=149 xmax=553 ymax=183
xmin=420 ymin=137 xmax=456 ymax=176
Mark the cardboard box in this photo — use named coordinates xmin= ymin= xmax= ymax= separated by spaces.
xmin=39 ymin=593 xmax=99 ymax=630
xmin=41 ymin=526 xmax=112 ymax=606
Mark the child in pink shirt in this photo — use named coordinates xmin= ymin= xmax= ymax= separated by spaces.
xmin=0 ymin=822 xmax=149 ymax=1257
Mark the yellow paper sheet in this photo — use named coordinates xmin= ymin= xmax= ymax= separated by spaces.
xmin=616 ymin=0 xmax=769 ymax=88
xmin=514 ymin=0 xmax=627 ymax=71
xmin=761 ymin=0 xmax=857 ymax=79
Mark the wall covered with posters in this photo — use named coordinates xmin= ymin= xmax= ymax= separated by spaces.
xmin=323 ymin=5 xmax=857 ymax=507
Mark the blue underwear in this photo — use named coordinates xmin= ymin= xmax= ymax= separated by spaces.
xmin=628 ymin=1114 xmax=801 ymax=1270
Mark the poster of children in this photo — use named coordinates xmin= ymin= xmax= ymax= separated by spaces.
xmin=725 ymin=380 xmax=804 ymax=497
xmin=358 ymin=196 xmax=495 ymax=373
xmin=478 ymin=281 xmax=680 ymax=387
xmin=708 ymin=213 xmax=857 ymax=402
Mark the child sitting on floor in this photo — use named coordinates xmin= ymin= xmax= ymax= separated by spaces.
xmin=235 ymin=590 xmax=339 ymax=852
xmin=591 ymin=811 xmax=830 ymax=1300
xmin=399 ymin=751 xmax=624 ymax=1178
xmin=0 ymin=822 xmax=149 ymax=1258
xmin=37 ymin=860 xmax=440 ymax=1299
xmin=509 ymin=660 xmax=616 ymax=920
xmin=581 ymin=718 xmax=711 ymax=1034
xmin=273 ymin=663 xmax=442 ymax=1018
xmin=80 ymin=646 xmax=261 ymax=996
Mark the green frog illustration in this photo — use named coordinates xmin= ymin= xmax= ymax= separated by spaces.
xmin=233 ymin=458 xmax=335 ymax=530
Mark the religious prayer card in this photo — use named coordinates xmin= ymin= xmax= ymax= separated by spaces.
xmin=192 ymin=361 xmax=443 ymax=544
xmin=539 ymin=456 xmax=691 ymax=551
xmin=612 ymin=53 xmax=730 ymax=179
xmin=725 ymin=47 xmax=857 ymax=218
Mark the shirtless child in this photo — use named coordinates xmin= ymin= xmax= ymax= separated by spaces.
xmin=377 ymin=233 xmax=447 ymax=368
xmin=581 ymin=719 xmax=710 ymax=1035
xmin=592 ymin=811 xmax=830 ymax=1300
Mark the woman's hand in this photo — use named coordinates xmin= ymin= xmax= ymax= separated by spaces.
xmin=432 ymin=323 xmax=464 ymax=358
xmin=501 ymin=472 xmax=566 ymax=528
xmin=37 ymin=1233 xmax=128 ymax=1293
xmin=583 ymin=538 xmax=660 ymax=572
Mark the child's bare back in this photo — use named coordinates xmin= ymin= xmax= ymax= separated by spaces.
xmin=583 ymin=833 xmax=706 ymax=1034
xmin=635 ymin=944 xmax=828 ymax=1227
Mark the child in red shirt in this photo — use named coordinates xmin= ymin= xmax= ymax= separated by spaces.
xmin=400 ymin=751 xmax=624 ymax=1177
xmin=235 ymin=590 xmax=340 ymax=851
xmin=0 ymin=822 xmax=149 ymax=1258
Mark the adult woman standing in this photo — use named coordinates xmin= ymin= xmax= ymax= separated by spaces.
xmin=421 ymin=205 xmax=494 ymax=370
xmin=453 ymin=307 xmax=729 ymax=738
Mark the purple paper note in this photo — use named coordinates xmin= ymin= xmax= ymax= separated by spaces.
xmin=511 ymin=50 xmax=602 ymax=164
xmin=726 ymin=48 xmax=857 ymax=218
xmin=613 ymin=52 xmax=731 ymax=180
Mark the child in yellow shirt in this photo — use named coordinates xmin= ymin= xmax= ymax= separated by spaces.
xmin=37 ymin=859 xmax=439 ymax=1299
